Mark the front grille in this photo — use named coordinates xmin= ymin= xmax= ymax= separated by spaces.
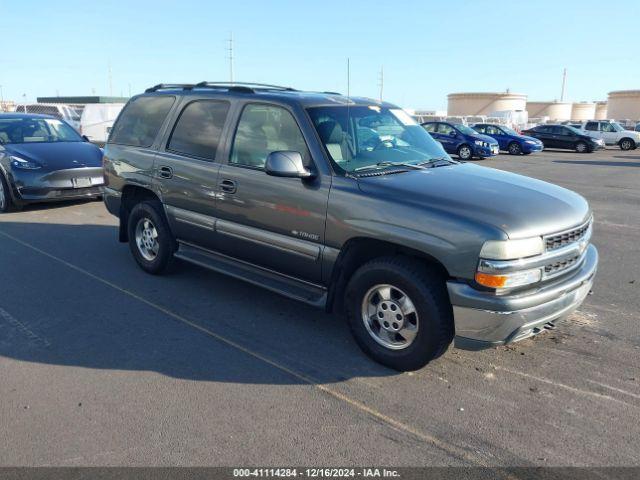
xmin=545 ymin=221 xmax=591 ymax=251
xmin=544 ymin=255 xmax=580 ymax=276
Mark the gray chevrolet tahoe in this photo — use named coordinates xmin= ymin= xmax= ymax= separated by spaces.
xmin=103 ymin=82 xmax=598 ymax=371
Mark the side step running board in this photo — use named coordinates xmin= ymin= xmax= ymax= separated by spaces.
xmin=175 ymin=242 xmax=328 ymax=308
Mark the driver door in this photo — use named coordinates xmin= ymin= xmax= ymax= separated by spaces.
xmin=435 ymin=123 xmax=458 ymax=153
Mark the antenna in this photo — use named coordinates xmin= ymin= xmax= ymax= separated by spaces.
xmin=227 ymin=33 xmax=234 ymax=84
xmin=560 ymin=68 xmax=567 ymax=102
xmin=378 ymin=65 xmax=384 ymax=103
xmin=108 ymin=61 xmax=113 ymax=97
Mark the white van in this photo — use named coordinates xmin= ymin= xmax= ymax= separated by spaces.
xmin=14 ymin=103 xmax=81 ymax=130
xmin=79 ymin=103 xmax=125 ymax=144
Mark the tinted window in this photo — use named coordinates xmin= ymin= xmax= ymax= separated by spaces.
xmin=230 ymin=104 xmax=309 ymax=169
xmin=422 ymin=123 xmax=437 ymax=132
xmin=167 ymin=100 xmax=230 ymax=160
xmin=109 ymin=96 xmax=175 ymax=147
xmin=0 ymin=117 xmax=81 ymax=144
xmin=535 ymin=125 xmax=551 ymax=133
xmin=585 ymin=122 xmax=598 ymax=131
xmin=473 ymin=125 xmax=486 ymax=133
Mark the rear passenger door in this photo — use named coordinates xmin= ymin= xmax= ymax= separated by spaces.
xmin=534 ymin=126 xmax=555 ymax=147
xmin=153 ymin=98 xmax=232 ymax=251
xmin=213 ymin=102 xmax=330 ymax=283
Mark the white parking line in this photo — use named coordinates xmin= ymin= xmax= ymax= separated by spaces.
xmin=0 ymin=229 xmax=491 ymax=467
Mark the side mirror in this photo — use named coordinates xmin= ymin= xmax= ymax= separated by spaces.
xmin=449 ymin=130 xmax=457 ymax=137
xmin=82 ymin=135 xmax=91 ymax=142
xmin=265 ymin=151 xmax=314 ymax=179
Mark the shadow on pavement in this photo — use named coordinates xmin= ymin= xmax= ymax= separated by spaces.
xmin=553 ymin=160 xmax=640 ymax=167
xmin=0 ymin=221 xmax=399 ymax=385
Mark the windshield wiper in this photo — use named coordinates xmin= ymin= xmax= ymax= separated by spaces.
xmin=417 ymin=157 xmax=459 ymax=167
xmin=354 ymin=161 xmax=426 ymax=172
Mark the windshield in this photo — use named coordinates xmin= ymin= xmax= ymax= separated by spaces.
xmin=0 ymin=117 xmax=82 ymax=144
xmin=307 ymin=106 xmax=449 ymax=173
xmin=564 ymin=125 xmax=583 ymax=135
xmin=501 ymin=125 xmax=518 ymax=135
xmin=455 ymin=124 xmax=478 ymax=135
xmin=612 ymin=122 xmax=626 ymax=132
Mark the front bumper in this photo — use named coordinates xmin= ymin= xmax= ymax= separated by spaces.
xmin=10 ymin=167 xmax=104 ymax=203
xmin=522 ymin=142 xmax=544 ymax=153
xmin=448 ymin=244 xmax=598 ymax=350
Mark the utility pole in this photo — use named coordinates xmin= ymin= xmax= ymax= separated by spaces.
xmin=347 ymin=58 xmax=350 ymax=100
xmin=108 ymin=61 xmax=113 ymax=97
xmin=560 ymin=68 xmax=567 ymax=102
xmin=227 ymin=33 xmax=234 ymax=84
xmin=128 ymin=83 xmax=132 ymax=97
xmin=378 ymin=66 xmax=384 ymax=103
xmin=0 ymin=85 xmax=4 ymax=109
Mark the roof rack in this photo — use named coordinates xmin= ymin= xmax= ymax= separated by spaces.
xmin=145 ymin=84 xmax=195 ymax=93
xmin=195 ymin=81 xmax=297 ymax=92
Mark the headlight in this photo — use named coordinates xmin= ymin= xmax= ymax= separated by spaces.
xmin=525 ymin=140 xmax=537 ymax=144
xmin=10 ymin=155 xmax=42 ymax=170
xmin=474 ymin=140 xmax=487 ymax=147
xmin=476 ymin=267 xmax=543 ymax=289
xmin=479 ymin=237 xmax=544 ymax=260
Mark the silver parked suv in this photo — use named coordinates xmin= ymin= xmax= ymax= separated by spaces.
xmin=102 ymin=82 xmax=598 ymax=370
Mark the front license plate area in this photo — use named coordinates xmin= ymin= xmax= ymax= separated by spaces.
xmin=72 ymin=177 xmax=91 ymax=188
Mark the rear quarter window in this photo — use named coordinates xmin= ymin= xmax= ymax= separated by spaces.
xmin=109 ymin=96 xmax=176 ymax=147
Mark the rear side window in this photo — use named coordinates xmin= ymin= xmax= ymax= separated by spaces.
xmin=167 ymin=100 xmax=230 ymax=160
xmin=109 ymin=96 xmax=175 ymax=147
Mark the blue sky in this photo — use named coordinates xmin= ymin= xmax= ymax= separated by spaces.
xmin=2 ymin=0 xmax=639 ymax=109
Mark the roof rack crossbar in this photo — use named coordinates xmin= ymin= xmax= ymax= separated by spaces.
xmin=195 ymin=81 xmax=297 ymax=91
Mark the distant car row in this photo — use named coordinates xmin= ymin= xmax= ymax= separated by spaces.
xmin=422 ymin=119 xmax=640 ymax=159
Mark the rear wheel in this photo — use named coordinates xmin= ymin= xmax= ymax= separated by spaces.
xmin=620 ymin=138 xmax=634 ymax=151
xmin=457 ymin=144 xmax=472 ymax=160
xmin=345 ymin=256 xmax=454 ymax=371
xmin=127 ymin=201 xmax=176 ymax=274
xmin=0 ymin=174 xmax=16 ymax=213
xmin=507 ymin=142 xmax=522 ymax=155
xmin=575 ymin=141 xmax=588 ymax=153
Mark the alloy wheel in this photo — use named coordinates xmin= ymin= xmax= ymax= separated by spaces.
xmin=135 ymin=217 xmax=160 ymax=261
xmin=621 ymin=140 xmax=632 ymax=150
xmin=361 ymin=284 xmax=419 ymax=350
xmin=0 ymin=179 xmax=5 ymax=211
xmin=459 ymin=146 xmax=472 ymax=160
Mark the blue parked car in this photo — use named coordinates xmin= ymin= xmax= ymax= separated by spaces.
xmin=472 ymin=123 xmax=544 ymax=155
xmin=421 ymin=121 xmax=499 ymax=160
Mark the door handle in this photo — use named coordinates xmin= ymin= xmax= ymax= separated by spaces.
xmin=158 ymin=166 xmax=173 ymax=179
xmin=219 ymin=179 xmax=237 ymax=194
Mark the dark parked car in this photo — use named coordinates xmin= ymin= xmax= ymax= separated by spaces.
xmin=102 ymin=82 xmax=597 ymax=371
xmin=0 ymin=113 xmax=104 ymax=212
xmin=472 ymin=123 xmax=543 ymax=155
xmin=521 ymin=124 xmax=605 ymax=153
xmin=421 ymin=121 xmax=499 ymax=160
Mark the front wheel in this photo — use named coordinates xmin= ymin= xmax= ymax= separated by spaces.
xmin=0 ymin=174 xmax=16 ymax=213
xmin=457 ymin=144 xmax=472 ymax=160
xmin=575 ymin=141 xmax=589 ymax=153
xmin=127 ymin=201 xmax=176 ymax=274
xmin=620 ymin=138 xmax=634 ymax=151
xmin=345 ymin=256 xmax=454 ymax=371
xmin=508 ymin=142 xmax=522 ymax=155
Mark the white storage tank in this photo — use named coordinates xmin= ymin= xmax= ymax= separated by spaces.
xmin=447 ymin=92 xmax=527 ymax=116
xmin=607 ymin=90 xmax=640 ymax=121
xmin=526 ymin=101 xmax=572 ymax=121
xmin=571 ymin=102 xmax=596 ymax=121
xmin=594 ymin=101 xmax=608 ymax=120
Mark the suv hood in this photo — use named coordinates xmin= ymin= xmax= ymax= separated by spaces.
xmin=357 ymin=163 xmax=590 ymax=239
xmin=3 ymin=142 xmax=103 ymax=170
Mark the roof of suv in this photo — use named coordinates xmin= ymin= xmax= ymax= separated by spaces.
xmin=139 ymin=82 xmax=398 ymax=109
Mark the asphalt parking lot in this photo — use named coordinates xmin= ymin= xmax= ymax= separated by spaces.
xmin=0 ymin=147 xmax=638 ymax=467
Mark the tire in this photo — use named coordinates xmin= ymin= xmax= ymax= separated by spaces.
xmin=619 ymin=138 xmax=634 ymax=151
xmin=0 ymin=173 xmax=16 ymax=213
xmin=575 ymin=141 xmax=588 ymax=153
xmin=344 ymin=256 xmax=454 ymax=371
xmin=457 ymin=144 xmax=472 ymax=160
xmin=127 ymin=201 xmax=176 ymax=274
xmin=507 ymin=142 xmax=522 ymax=155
